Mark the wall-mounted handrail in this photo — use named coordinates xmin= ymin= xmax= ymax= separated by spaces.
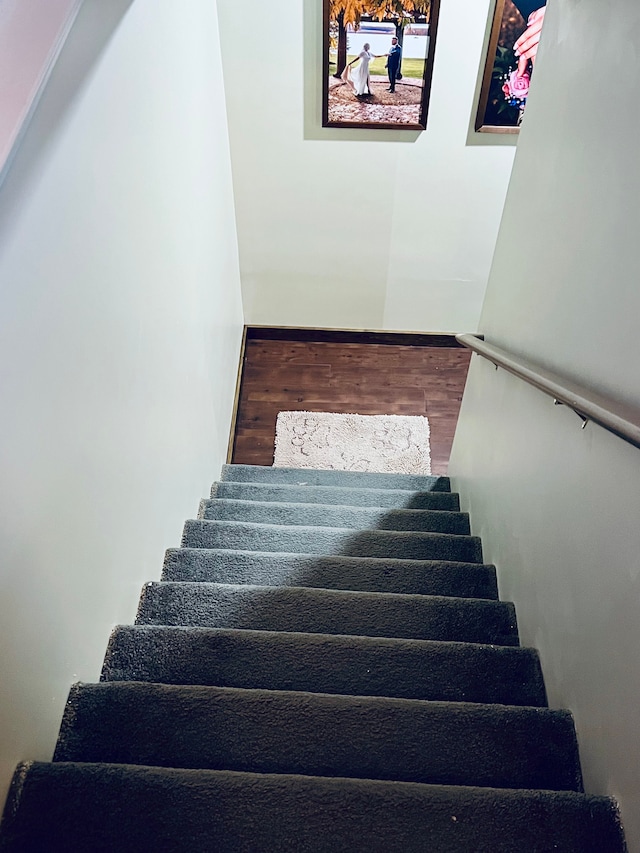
xmin=456 ymin=333 xmax=640 ymax=451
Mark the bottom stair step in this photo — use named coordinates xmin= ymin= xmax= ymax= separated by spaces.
xmin=102 ymin=626 xmax=548 ymax=706
xmin=1 ymin=762 xmax=625 ymax=853
xmin=55 ymin=682 xmax=582 ymax=791
xmin=220 ymin=463 xmax=451 ymax=492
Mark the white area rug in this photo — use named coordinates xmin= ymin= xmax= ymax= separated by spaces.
xmin=273 ymin=411 xmax=431 ymax=474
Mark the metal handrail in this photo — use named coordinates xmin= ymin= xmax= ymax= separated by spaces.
xmin=456 ymin=333 xmax=640 ymax=451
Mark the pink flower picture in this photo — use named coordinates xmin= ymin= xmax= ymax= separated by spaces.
xmin=502 ymin=69 xmax=530 ymax=103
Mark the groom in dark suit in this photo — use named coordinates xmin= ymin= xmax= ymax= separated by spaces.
xmin=386 ymin=37 xmax=402 ymax=92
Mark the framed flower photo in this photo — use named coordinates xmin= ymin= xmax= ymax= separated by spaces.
xmin=475 ymin=0 xmax=547 ymax=133
xmin=323 ymin=0 xmax=442 ymax=131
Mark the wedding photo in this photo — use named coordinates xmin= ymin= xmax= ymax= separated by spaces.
xmin=323 ymin=0 xmax=441 ymax=130
xmin=476 ymin=0 xmax=547 ymax=132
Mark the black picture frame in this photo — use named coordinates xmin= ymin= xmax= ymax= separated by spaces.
xmin=322 ymin=0 xmax=441 ymax=131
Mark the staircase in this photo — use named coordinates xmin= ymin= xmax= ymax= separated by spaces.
xmin=0 ymin=464 xmax=627 ymax=851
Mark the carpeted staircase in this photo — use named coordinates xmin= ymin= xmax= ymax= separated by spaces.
xmin=0 ymin=464 xmax=627 ymax=851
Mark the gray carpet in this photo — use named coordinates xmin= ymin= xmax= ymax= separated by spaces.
xmin=162 ymin=549 xmax=499 ymax=598
xmin=211 ymin=480 xmax=461 ymax=509
xmin=0 ymin=464 xmax=627 ymax=851
xmin=55 ymin=682 xmax=582 ymax=790
xmin=220 ymin=463 xmax=451 ymax=491
xmin=1 ymin=764 xmax=625 ymax=853
xmin=135 ymin=582 xmax=519 ymax=644
xmin=200 ymin=498 xmax=471 ymax=533
xmin=182 ymin=519 xmax=483 ymax=562
xmin=102 ymin=625 xmax=548 ymax=705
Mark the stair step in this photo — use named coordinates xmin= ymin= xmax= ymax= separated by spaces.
xmin=54 ymin=682 xmax=582 ymax=791
xmin=55 ymin=682 xmax=582 ymax=792
xmin=2 ymin=763 xmax=625 ymax=853
xmin=136 ymin=583 xmax=518 ymax=645
xmin=182 ymin=520 xmax=483 ymax=563
xmin=102 ymin=626 xmax=547 ymax=706
xmin=200 ymin=499 xmax=470 ymax=534
xmin=221 ymin=463 xmax=451 ymax=492
xmin=211 ymin=480 xmax=461 ymax=510
xmin=162 ymin=549 xmax=499 ymax=599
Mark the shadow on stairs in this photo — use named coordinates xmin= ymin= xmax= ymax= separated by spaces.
xmin=0 ymin=464 xmax=628 ymax=852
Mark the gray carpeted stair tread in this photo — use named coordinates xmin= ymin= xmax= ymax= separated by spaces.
xmin=162 ymin=549 xmax=499 ymax=599
xmin=136 ymin=582 xmax=519 ymax=645
xmin=102 ymin=625 xmax=547 ymax=706
xmin=200 ymin=498 xmax=471 ymax=534
xmin=221 ymin=463 xmax=451 ymax=492
xmin=55 ymin=682 xmax=582 ymax=792
xmin=182 ymin=519 xmax=483 ymax=563
xmin=211 ymin=480 xmax=461 ymax=510
xmin=0 ymin=763 xmax=626 ymax=853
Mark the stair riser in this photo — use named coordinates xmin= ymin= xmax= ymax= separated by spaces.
xmin=136 ymin=583 xmax=519 ymax=646
xmin=212 ymin=481 xmax=461 ymax=510
xmin=162 ymin=550 xmax=499 ymax=599
xmin=221 ymin=464 xmax=451 ymax=492
xmin=102 ymin=627 xmax=548 ymax=707
xmin=201 ymin=500 xmax=470 ymax=534
xmin=56 ymin=684 xmax=582 ymax=791
xmin=2 ymin=764 xmax=625 ymax=853
xmin=182 ymin=520 xmax=483 ymax=563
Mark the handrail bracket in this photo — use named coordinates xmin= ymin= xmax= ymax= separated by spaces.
xmin=456 ymin=333 xmax=640 ymax=452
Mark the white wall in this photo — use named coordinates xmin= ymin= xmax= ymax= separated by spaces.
xmin=0 ymin=0 xmax=243 ymax=809
xmin=450 ymin=0 xmax=640 ymax=845
xmin=0 ymin=0 xmax=80 ymax=180
xmin=216 ymin=0 xmax=515 ymax=333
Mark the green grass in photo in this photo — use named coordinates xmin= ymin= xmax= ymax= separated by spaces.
xmin=346 ymin=55 xmax=426 ymax=79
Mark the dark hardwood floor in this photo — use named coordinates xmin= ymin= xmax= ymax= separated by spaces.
xmin=231 ymin=336 xmax=471 ymax=476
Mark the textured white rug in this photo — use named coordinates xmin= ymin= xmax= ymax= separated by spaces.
xmin=273 ymin=411 xmax=431 ymax=474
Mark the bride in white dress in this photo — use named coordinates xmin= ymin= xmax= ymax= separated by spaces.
xmin=341 ymin=43 xmax=385 ymax=98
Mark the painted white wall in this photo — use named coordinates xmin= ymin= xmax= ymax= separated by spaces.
xmin=0 ymin=0 xmax=243 ymax=808
xmin=216 ymin=0 xmax=516 ymax=333
xmin=0 ymin=0 xmax=81 ymax=181
xmin=450 ymin=0 xmax=640 ymax=844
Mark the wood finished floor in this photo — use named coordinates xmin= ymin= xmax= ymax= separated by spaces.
xmin=232 ymin=339 xmax=471 ymax=476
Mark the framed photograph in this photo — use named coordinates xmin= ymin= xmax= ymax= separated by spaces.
xmin=323 ymin=0 xmax=441 ymax=131
xmin=475 ymin=0 xmax=547 ymax=133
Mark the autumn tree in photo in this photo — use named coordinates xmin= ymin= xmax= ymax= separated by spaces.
xmin=330 ymin=0 xmax=369 ymax=77
xmin=368 ymin=0 xmax=430 ymax=43
xmin=329 ymin=0 xmax=431 ymax=77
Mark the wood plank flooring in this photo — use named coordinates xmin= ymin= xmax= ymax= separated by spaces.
xmin=231 ymin=338 xmax=471 ymax=476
